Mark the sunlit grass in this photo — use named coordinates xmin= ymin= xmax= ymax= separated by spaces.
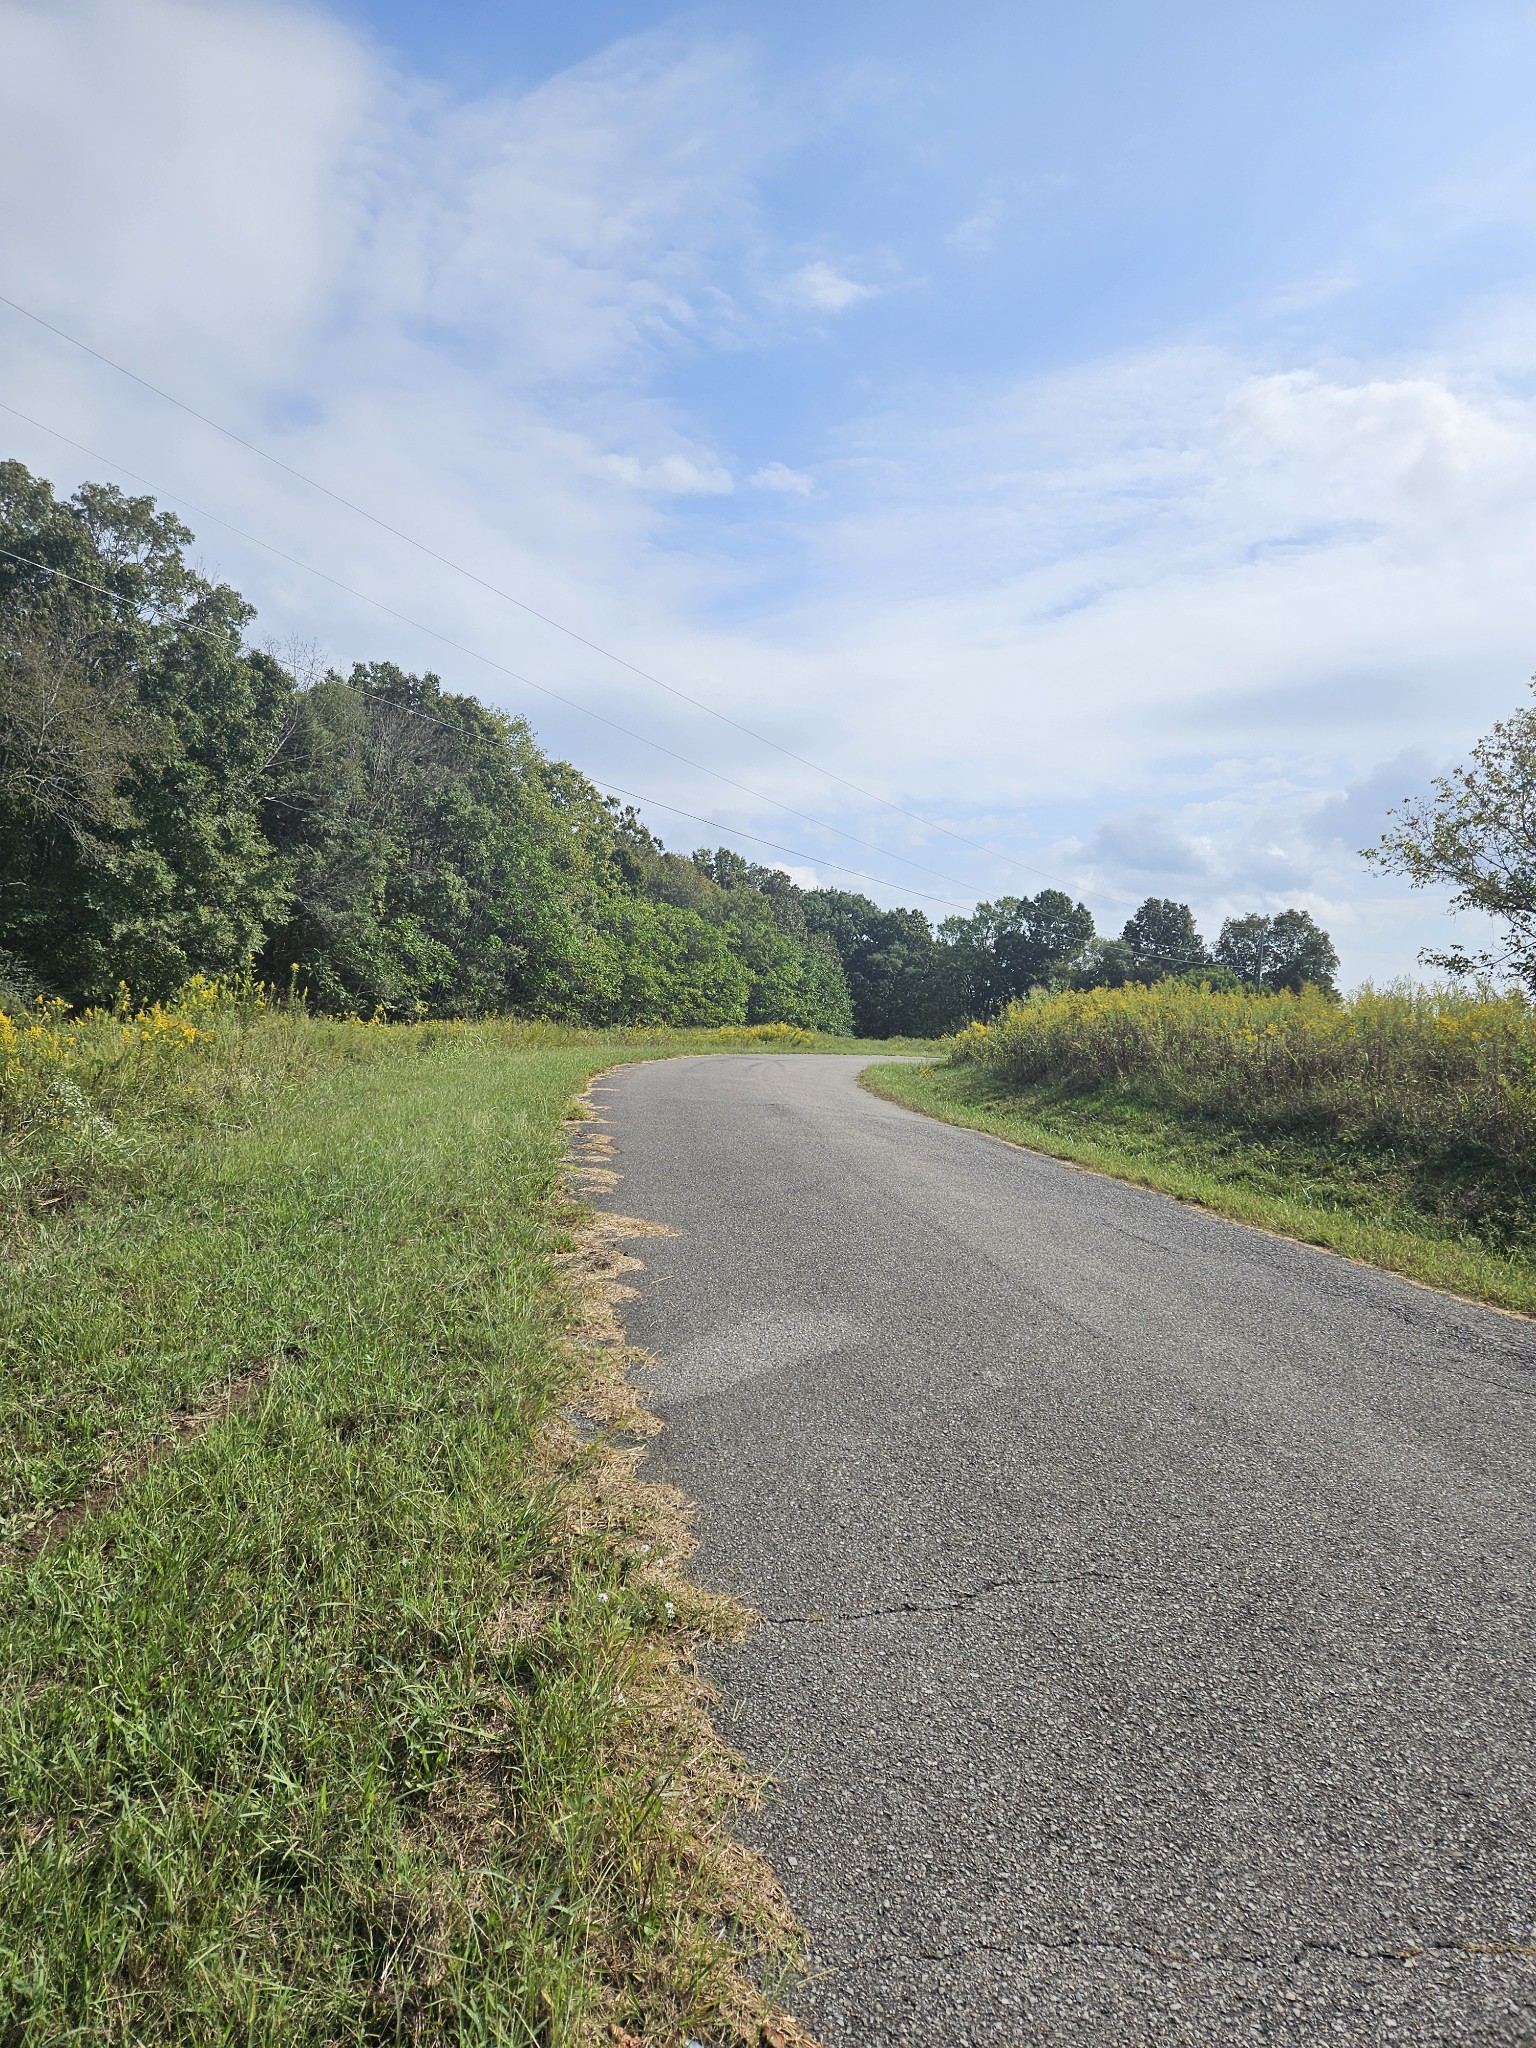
xmin=0 ymin=1009 xmax=831 ymax=2043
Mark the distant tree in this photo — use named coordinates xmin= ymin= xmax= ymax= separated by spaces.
xmin=948 ymin=890 xmax=1097 ymax=1013
xmin=803 ymin=890 xmax=966 ymax=1036
xmin=0 ymin=614 xmax=143 ymax=843
xmin=1213 ymin=914 xmax=1269 ymax=990
xmin=1067 ymin=935 xmax=1134 ymax=989
xmin=677 ymin=850 xmax=853 ymax=1030
xmin=693 ymin=847 xmax=811 ymax=935
xmin=1171 ymin=962 xmax=1245 ymax=993
xmin=1265 ymin=908 xmax=1339 ymax=994
xmin=1120 ymin=898 xmax=1206 ymax=981
xmin=584 ymin=897 xmax=750 ymax=1027
xmin=0 ymin=456 xmax=939 ymax=1035
xmin=634 ymin=846 xmax=720 ymax=915
xmin=1213 ymin=909 xmax=1339 ymax=995
xmin=1367 ymin=681 xmax=1536 ymax=989
xmin=692 ymin=845 xmax=753 ymax=891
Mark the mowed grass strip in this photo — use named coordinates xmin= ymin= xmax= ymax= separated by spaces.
xmin=865 ymin=1058 xmax=1536 ymax=1316
xmin=0 ymin=1032 xmax=803 ymax=2044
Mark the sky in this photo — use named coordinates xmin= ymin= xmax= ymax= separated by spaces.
xmin=3 ymin=0 xmax=1536 ymax=980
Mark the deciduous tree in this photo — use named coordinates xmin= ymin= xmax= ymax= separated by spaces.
xmin=1121 ymin=897 xmax=1206 ymax=980
xmin=1368 ymin=682 xmax=1536 ymax=988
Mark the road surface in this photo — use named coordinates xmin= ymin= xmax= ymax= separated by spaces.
xmin=591 ymin=1054 xmax=1536 ymax=2046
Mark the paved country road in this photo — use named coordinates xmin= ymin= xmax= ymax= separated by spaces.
xmin=591 ymin=1054 xmax=1536 ymax=2047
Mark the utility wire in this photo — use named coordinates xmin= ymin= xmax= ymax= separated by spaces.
xmin=0 ymin=398 xmax=996 ymax=900
xmin=0 ymin=541 xmax=971 ymax=910
xmin=588 ymin=780 xmax=971 ymax=910
xmin=0 ymin=289 xmax=1139 ymax=909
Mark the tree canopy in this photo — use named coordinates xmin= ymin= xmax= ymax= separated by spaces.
xmin=1121 ymin=897 xmax=1207 ymax=981
xmin=1368 ymin=680 xmax=1536 ymax=989
xmin=0 ymin=458 xmax=1342 ymax=1028
xmin=944 ymin=891 xmax=1096 ymax=1012
xmin=1213 ymin=909 xmax=1339 ymax=996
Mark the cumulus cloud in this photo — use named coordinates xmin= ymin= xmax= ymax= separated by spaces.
xmin=749 ymin=461 xmax=814 ymax=494
xmin=1305 ymin=750 xmax=1439 ymax=855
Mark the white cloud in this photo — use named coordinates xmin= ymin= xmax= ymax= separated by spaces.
xmin=0 ymin=0 xmax=369 ymax=389
xmin=2 ymin=2 xmax=1534 ymax=988
xmin=0 ymin=0 xmax=764 ymax=673
xmin=749 ymin=461 xmax=814 ymax=494
xmin=783 ymin=260 xmax=877 ymax=313
xmin=605 ymin=450 xmax=734 ymax=494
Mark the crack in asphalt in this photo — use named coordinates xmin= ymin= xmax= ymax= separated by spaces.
xmin=826 ymin=1929 xmax=1536 ymax=1977
xmin=607 ymin=1054 xmax=1536 ymax=2039
xmin=757 ymin=1567 xmax=1110 ymax=1626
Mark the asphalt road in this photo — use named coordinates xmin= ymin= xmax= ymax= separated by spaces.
xmin=592 ymin=1053 xmax=1536 ymax=2047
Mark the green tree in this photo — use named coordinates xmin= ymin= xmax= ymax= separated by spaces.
xmin=946 ymin=891 xmax=1097 ymax=1013
xmin=1067 ymin=935 xmax=1135 ymax=989
xmin=802 ymin=890 xmax=965 ymax=1036
xmin=584 ymin=897 xmax=750 ymax=1026
xmin=0 ymin=460 xmax=292 ymax=1003
xmin=1120 ymin=897 xmax=1206 ymax=981
xmin=1213 ymin=909 xmax=1338 ymax=995
xmin=258 ymin=663 xmax=621 ymax=1016
xmin=0 ymin=457 xmax=930 ymax=1034
xmin=1367 ymin=682 xmax=1536 ymax=988
xmin=686 ymin=852 xmax=854 ymax=1032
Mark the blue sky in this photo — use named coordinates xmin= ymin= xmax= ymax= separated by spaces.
xmin=3 ymin=0 xmax=1536 ymax=974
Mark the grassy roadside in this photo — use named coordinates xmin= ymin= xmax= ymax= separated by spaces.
xmin=0 ymin=1018 xmax=879 ymax=2044
xmin=864 ymin=1058 xmax=1536 ymax=1318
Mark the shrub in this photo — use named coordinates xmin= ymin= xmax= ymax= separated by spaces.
xmin=707 ymin=1021 xmax=820 ymax=1047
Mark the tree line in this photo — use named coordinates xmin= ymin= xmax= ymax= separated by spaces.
xmin=0 ymin=459 xmax=1338 ymax=1031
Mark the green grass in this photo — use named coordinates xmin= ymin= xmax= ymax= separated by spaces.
xmin=0 ymin=1021 xmax=848 ymax=2045
xmin=865 ymin=1058 xmax=1536 ymax=1317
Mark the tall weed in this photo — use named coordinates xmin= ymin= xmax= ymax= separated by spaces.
xmin=954 ymin=980 xmax=1536 ymax=1183
xmin=0 ymin=977 xmax=337 ymax=1213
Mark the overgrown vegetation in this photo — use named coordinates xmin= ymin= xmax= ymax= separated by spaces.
xmin=869 ymin=978 xmax=1536 ymax=1313
xmin=0 ymin=988 xmax=876 ymax=2042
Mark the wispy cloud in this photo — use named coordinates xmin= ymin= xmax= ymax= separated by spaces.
xmin=782 ymin=260 xmax=878 ymax=313
xmin=605 ymin=450 xmax=734 ymax=495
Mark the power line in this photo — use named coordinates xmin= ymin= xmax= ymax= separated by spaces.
xmin=0 ymin=541 xmax=971 ymax=910
xmin=0 ymin=398 xmax=994 ymax=901
xmin=0 ymin=288 xmax=1141 ymax=910
xmin=589 ymin=780 xmax=971 ymax=910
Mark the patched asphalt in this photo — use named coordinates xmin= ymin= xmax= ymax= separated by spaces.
xmin=592 ymin=1053 xmax=1536 ymax=2047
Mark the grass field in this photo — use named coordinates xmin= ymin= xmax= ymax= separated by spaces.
xmin=0 ymin=1003 xmax=928 ymax=2044
xmin=866 ymin=1053 xmax=1536 ymax=1318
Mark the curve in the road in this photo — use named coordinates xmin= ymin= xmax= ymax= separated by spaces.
xmin=593 ymin=1053 xmax=1536 ymax=2048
